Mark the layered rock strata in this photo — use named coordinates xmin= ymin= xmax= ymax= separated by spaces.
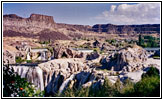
xmin=92 ymin=24 xmax=160 ymax=34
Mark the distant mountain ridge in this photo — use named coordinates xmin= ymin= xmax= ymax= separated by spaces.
xmin=3 ymin=14 xmax=160 ymax=40
xmin=92 ymin=24 xmax=160 ymax=34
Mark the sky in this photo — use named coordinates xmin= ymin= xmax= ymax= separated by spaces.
xmin=3 ymin=3 xmax=160 ymax=26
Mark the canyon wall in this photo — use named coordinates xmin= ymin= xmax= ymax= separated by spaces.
xmin=92 ymin=24 xmax=160 ymax=34
xmin=3 ymin=14 xmax=160 ymax=38
xmin=3 ymin=14 xmax=56 ymax=34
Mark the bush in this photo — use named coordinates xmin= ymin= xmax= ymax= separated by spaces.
xmin=26 ymin=60 xmax=33 ymax=63
xmin=121 ymin=67 xmax=160 ymax=97
xmin=57 ymin=74 xmax=160 ymax=97
xmin=3 ymin=64 xmax=44 ymax=97
xmin=15 ymin=56 xmax=25 ymax=64
xmin=138 ymin=35 xmax=159 ymax=47
xmin=134 ymin=76 xmax=160 ymax=97
xmin=142 ymin=67 xmax=159 ymax=78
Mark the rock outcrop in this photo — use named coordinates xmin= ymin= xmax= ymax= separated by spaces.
xmin=4 ymin=14 xmax=160 ymax=39
xmin=52 ymin=45 xmax=85 ymax=59
xmin=86 ymin=52 xmax=100 ymax=60
xmin=100 ymin=45 xmax=148 ymax=72
xmin=3 ymin=50 xmax=15 ymax=64
xmin=3 ymin=14 xmax=56 ymax=34
xmin=92 ymin=24 xmax=160 ymax=34
xmin=10 ymin=58 xmax=120 ymax=95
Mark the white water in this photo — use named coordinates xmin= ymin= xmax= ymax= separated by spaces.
xmin=11 ymin=66 xmax=44 ymax=91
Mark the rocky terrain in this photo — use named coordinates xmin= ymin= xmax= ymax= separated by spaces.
xmin=3 ymin=14 xmax=160 ymax=41
xmin=3 ymin=14 xmax=95 ymax=41
xmin=6 ymin=45 xmax=160 ymax=95
xmin=3 ymin=13 xmax=160 ymax=97
xmin=92 ymin=24 xmax=160 ymax=34
xmin=100 ymin=45 xmax=148 ymax=72
xmin=52 ymin=44 xmax=85 ymax=59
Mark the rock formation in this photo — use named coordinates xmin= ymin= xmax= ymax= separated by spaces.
xmin=3 ymin=14 xmax=160 ymax=40
xmin=92 ymin=24 xmax=160 ymax=34
xmin=100 ymin=45 xmax=148 ymax=72
xmin=86 ymin=52 xmax=100 ymax=60
xmin=3 ymin=14 xmax=56 ymax=34
xmin=52 ymin=45 xmax=85 ymax=59
xmin=3 ymin=50 xmax=15 ymax=64
xmin=9 ymin=58 xmax=120 ymax=95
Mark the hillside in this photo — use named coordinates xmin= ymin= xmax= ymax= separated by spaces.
xmin=92 ymin=24 xmax=160 ymax=34
xmin=3 ymin=14 xmax=160 ymax=41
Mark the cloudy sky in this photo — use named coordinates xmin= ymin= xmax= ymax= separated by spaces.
xmin=3 ymin=3 xmax=160 ymax=26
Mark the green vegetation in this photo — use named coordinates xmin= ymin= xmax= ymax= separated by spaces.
xmin=15 ymin=56 xmax=25 ymax=64
xmin=138 ymin=35 xmax=160 ymax=47
xmin=106 ymin=39 xmax=116 ymax=44
xmin=152 ymin=56 xmax=160 ymax=59
xmin=79 ymin=43 xmax=92 ymax=49
xmin=3 ymin=64 xmax=44 ymax=97
xmin=26 ymin=60 xmax=33 ymax=63
xmin=93 ymin=48 xmax=100 ymax=53
xmin=39 ymin=40 xmax=51 ymax=45
xmin=56 ymin=67 xmax=160 ymax=97
xmin=4 ymin=62 xmax=159 ymax=97
xmin=142 ymin=66 xmax=159 ymax=78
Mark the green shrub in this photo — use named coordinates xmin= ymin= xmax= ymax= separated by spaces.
xmin=134 ymin=76 xmax=160 ymax=97
xmin=142 ymin=67 xmax=159 ymax=78
xmin=26 ymin=60 xmax=33 ymax=63
xmin=121 ymin=67 xmax=160 ymax=97
xmin=57 ymin=74 xmax=160 ymax=97
xmin=15 ymin=57 xmax=25 ymax=64
xmin=138 ymin=35 xmax=159 ymax=47
xmin=3 ymin=64 xmax=44 ymax=97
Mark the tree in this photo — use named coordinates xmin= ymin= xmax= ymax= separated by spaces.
xmin=138 ymin=34 xmax=144 ymax=46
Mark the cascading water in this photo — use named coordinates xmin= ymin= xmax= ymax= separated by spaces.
xmin=9 ymin=58 xmax=107 ymax=95
xmin=11 ymin=65 xmax=44 ymax=91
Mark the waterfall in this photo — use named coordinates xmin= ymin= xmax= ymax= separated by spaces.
xmin=58 ymin=74 xmax=75 ymax=94
xmin=11 ymin=66 xmax=44 ymax=91
xmin=27 ymin=52 xmax=31 ymax=60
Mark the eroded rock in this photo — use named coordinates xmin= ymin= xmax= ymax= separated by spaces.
xmin=101 ymin=45 xmax=148 ymax=72
xmin=3 ymin=50 xmax=15 ymax=64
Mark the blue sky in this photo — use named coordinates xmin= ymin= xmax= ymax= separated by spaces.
xmin=3 ymin=3 xmax=160 ymax=26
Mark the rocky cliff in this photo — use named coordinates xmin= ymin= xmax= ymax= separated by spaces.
xmin=92 ymin=24 xmax=160 ymax=34
xmin=4 ymin=14 xmax=160 ymax=38
xmin=3 ymin=14 xmax=56 ymax=34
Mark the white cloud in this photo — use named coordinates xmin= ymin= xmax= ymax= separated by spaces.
xmin=95 ymin=3 xmax=160 ymax=25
